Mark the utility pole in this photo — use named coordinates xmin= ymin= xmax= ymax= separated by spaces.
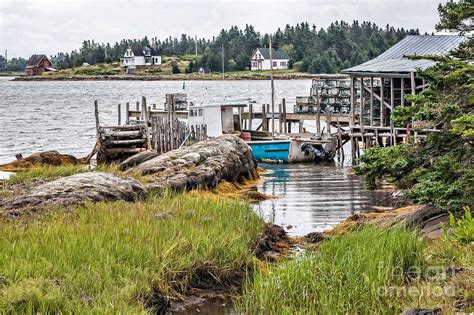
xmin=269 ymin=37 xmax=275 ymax=138
xmin=221 ymin=43 xmax=224 ymax=81
xmin=195 ymin=36 xmax=198 ymax=56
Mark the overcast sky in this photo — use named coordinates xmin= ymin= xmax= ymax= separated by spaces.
xmin=1 ymin=0 xmax=447 ymax=58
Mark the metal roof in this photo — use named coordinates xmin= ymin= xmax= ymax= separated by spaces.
xmin=342 ymin=35 xmax=464 ymax=75
xmin=26 ymin=54 xmax=49 ymax=67
xmin=255 ymin=48 xmax=290 ymax=60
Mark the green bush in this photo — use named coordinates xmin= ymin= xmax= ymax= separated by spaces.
xmin=444 ymin=206 xmax=474 ymax=244
xmin=354 ymin=144 xmax=413 ymax=189
xmin=292 ymin=61 xmax=304 ymax=72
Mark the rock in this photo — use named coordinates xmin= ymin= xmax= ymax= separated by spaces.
xmin=119 ymin=150 xmax=158 ymax=171
xmin=2 ymin=172 xmax=145 ymax=215
xmin=401 ymin=307 xmax=442 ymax=315
xmin=255 ymin=224 xmax=289 ymax=260
xmin=0 ymin=151 xmax=80 ymax=171
xmin=304 ymin=231 xmax=327 ymax=243
xmin=325 ymin=204 xmax=455 ymax=239
xmin=132 ymin=135 xmax=258 ymax=192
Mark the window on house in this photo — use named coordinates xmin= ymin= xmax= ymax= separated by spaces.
xmin=280 ymin=61 xmax=286 ymax=66
xmin=252 ymin=61 xmax=257 ymax=67
xmin=273 ymin=61 xmax=277 ymax=67
xmin=198 ymin=109 xmax=203 ymax=116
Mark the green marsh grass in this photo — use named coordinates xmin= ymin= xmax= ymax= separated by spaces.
xmin=240 ymin=225 xmax=426 ymax=314
xmin=0 ymin=193 xmax=263 ymax=313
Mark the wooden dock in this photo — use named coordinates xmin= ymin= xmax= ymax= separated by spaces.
xmin=114 ymin=93 xmax=441 ymax=164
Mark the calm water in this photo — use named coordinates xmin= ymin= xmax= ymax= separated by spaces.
xmin=256 ymin=162 xmax=403 ymax=236
xmin=0 ymin=78 xmax=399 ymax=237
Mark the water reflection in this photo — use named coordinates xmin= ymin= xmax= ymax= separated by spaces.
xmin=255 ymin=162 xmax=402 ymax=236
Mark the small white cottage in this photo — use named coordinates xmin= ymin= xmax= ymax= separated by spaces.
xmin=250 ymin=48 xmax=290 ymax=71
xmin=188 ymin=99 xmax=247 ymax=137
xmin=120 ymin=46 xmax=161 ymax=67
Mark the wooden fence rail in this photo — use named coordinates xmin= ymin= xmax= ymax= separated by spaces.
xmin=151 ymin=115 xmax=207 ymax=155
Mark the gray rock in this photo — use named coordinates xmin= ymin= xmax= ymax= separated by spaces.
xmin=401 ymin=307 xmax=441 ymax=315
xmin=2 ymin=172 xmax=145 ymax=215
xmin=132 ymin=135 xmax=257 ymax=192
xmin=119 ymin=150 xmax=158 ymax=171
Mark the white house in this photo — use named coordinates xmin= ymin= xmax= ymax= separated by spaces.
xmin=120 ymin=46 xmax=161 ymax=67
xmin=251 ymin=48 xmax=290 ymax=71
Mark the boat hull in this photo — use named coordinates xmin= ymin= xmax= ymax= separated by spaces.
xmin=248 ymin=138 xmax=336 ymax=163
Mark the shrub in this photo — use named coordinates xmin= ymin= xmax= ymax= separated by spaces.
xmin=292 ymin=61 xmax=304 ymax=72
xmin=443 ymin=206 xmax=474 ymax=244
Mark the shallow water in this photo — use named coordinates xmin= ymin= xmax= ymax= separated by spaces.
xmin=255 ymin=161 xmax=404 ymax=236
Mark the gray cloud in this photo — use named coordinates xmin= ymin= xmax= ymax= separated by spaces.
xmin=1 ymin=0 xmax=446 ymax=58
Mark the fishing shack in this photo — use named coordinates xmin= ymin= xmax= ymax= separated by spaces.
xmin=342 ymin=35 xmax=464 ymax=128
xmin=188 ymin=98 xmax=248 ymax=137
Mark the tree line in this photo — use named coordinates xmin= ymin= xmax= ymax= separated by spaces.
xmin=1 ymin=20 xmax=420 ymax=73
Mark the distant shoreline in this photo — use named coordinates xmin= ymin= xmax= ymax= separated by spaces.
xmin=12 ymin=73 xmax=347 ymax=81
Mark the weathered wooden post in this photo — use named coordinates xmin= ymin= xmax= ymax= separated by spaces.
xmin=262 ymin=104 xmax=267 ymax=132
xmin=278 ymin=102 xmax=283 ymax=133
xmin=125 ymin=102 xmax=130 ymax=125
xmin=380 ymin=79 xmax=384 ymax=127
xmin=401 ymin=78 xmax=405 ymax=106
xmin=142 ymin=96 xmax=152 ymax=149
xmin=249 ymin=103 xmax=253 ymax=130
xmin=390 ymin=78 xmax=395 ymax=146
xmin=94 ymin=100 xmax=100 ymax=137
xmin=282 ymin=98 xmax=287 ymax=133
xmin=266 ymin=104 xmax=270 ymax=133
xmin=337 ymin=116 xmax=344 ymax=160
xmin=136 ymin=101 xmax=140 ymax=120
xmin=117 ymin=103 xmax=121 ymax=125
xmin=326 ymin=110 xmax=331 ymax=135
xmin=369 ymin=77 xmax=374 ymax=127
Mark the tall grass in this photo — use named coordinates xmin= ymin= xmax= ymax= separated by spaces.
xmin=0 ymin=193 xmax=263 ymax=313
xmin=240 ymin=225 xmax=426 ymax=314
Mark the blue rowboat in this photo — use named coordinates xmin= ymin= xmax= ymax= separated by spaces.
xmin=248 ymin=138 xmax=337 ymax=163
xmin=248 ymin=140 xmax=292 ymax=162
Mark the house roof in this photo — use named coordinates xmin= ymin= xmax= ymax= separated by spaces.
xmin=130 ymin=46 xmax=160 ymax=56
xmin=26 ymin=54 xmax=49 ymax=67
xmin=342 ymin=35 xmax=464 ymax=75
xmin=255 ymin=48 xmax=290 ymax=60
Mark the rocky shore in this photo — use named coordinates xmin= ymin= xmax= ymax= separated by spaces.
xmin=1 ymin=135 xmax=258 ymax=215
xmin=12 ymin=72 xmax=346 ymax=81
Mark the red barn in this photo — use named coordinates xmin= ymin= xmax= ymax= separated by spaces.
xmin=25 ymin=54 xmax=54 ymax=75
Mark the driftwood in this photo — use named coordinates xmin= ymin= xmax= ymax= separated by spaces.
xmin=1 ymin=172 xmax=145 ymax=215
xmin=132 ymin=135 xmax=257 ymax=191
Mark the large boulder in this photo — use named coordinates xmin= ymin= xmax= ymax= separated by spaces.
xmin=132 ymin=135 xmax=258 ymax=191
xmin=2 ymin=172 xmax=145 ymax=215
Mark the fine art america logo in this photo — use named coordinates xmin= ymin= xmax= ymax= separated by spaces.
xmin=376 ymin=262 xmax=458 ymax=298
